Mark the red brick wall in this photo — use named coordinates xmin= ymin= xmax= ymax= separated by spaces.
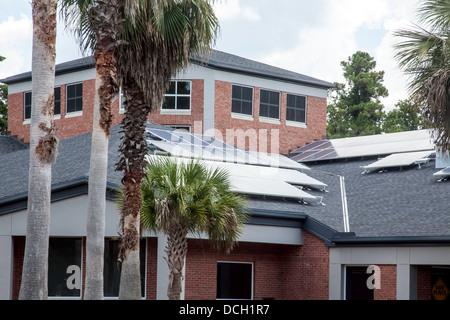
xmin=7 ymin=80 xmax=125 ymax=143
xmin=8 ymin=78 xmax=326 ymax=155
xmin=184 ymin=230 xmax=330 ymax=300
xmin=374 ymin=265 xmax=397 ymax=300
xmin=213 ymin=81 xmax=327 ymax=155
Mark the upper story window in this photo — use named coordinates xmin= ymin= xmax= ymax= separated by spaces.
xmin=286 ymin=94 xmax=307 ymax=124
xmin=24 ymin=87 xmax=61 ymax=121
xmin=162 ymin=80 xmax=191 ymax=111
xmin=66 ymin=83 xmax=83 ymax=114
xmin=259 ymin=89 xmax=280 ymax=119
xmin=232 ymin=85 xmax=253 ymax=116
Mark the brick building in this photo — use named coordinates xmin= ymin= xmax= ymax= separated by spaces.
xmin=1 ymin=50 xmax=333 ymax=155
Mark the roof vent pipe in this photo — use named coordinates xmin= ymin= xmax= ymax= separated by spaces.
xmin=340 ymin=176 xmax=350 ymax=233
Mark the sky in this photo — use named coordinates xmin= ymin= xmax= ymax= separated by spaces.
xmin=0 ymin=0 xmax=423 ymax=111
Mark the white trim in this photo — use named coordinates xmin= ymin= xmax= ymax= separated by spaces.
xmin=286 ymin=120 xmax=307 ymax=128
xmin=66 ymin=82 xmax=83 ymax=115
xmin=65 ymin=110 xmax=83 ymax=118
xmin=231 ymin=113 xmax=254 ymax=121
xmin=286 ymin=93 xmax=307 ymax=126
xmin=161 ymin=80 xmax=192 ymax=112
xmin=259 ymin=117 xmax=281 ymax=125
xmin=231 ymin=84 xmax=254 ymax=117
xmin=259 ymin=88 xmax=281 ymax=121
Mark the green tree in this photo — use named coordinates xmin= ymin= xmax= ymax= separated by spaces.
xmin=394 ymin=0 xmax=450 ymax=152
xmin=131 ymin=156 xmax=248 ymax=300
xmin=327 ymin=51 xmax=388 ymax=139
xmin=0 ymin=56 xmax=7 ymax=135
xmin=115 ymin=0 xmax=219 ymax=300
xmin=382 ymin=98 xmax=425 ymax=133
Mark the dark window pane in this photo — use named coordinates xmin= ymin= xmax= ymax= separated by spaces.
xmin=54 ymin=87 xmax=61 ymax=115
xmin=48 ymin=238 xmax=82 ymax=297
xmin=232 ymin=100 xmax=241 ymax=114
xmin=24 ymin=92 xmax=32 ymax=119
xmin=104 ymin=239 xmax=146 ymax=297
xmin=217 ymin=263 xmax=252 ymax=300
xmin=286 ymin=108 xmax=295 ymax=121
xmin=67 ymin=84 xmax=76 ymax=98
xmin=67 ymin=99 xmax=75 ymax=113
xmin=269 ymin=106 xmax=279 ymax=119
xmin=177 ymin=97 xmax=190 ymax=110
xmin=162 ymin=97 xmax=176 ymax=109
xmin=232 ymin=85 xmax=241 ymax=99
xmin=260 ymin=90 xmax=269 ymax=104
xmin=242 ymin=102 xmax=253 ymax=115
xmin=177 ymin=81 xmax=190 ymax=95
xmin=298 ymin=110 xmax=306 ymax=123
xmin=270 ymin=92 xmax=280 ymax=105
xmin=260 ymin=104 xmax=269 ymax=118
xmin=242 ymin=87 xmax=253 ymax=101
xmin=167 ymin=81 xmax=176 ymax=94
xmin=287 ymin=94 xmax=295 ymax=108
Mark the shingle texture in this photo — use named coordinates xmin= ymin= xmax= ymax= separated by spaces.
xmin=304 ymin=158 xmax=450 ymax=238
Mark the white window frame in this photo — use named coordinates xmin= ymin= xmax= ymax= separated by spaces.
xmin=23 ymin=91 xmax=32 ymax=123
xmin=66 ymin=82 xmax=83 ymax=117
xmin=231 ymin=84 xmax=254 ymax=119
xmin=286 ymin=92 xmax=307 ymax=126
xmin=259 ymin=88 xmax=281 ymax=122
xmin=216 ymin=261 xmax=254 ymax=300
xmin=161 ymin=80 xmax=192 ymax=115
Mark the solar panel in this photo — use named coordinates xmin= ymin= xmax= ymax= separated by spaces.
xmin=290 ymin=130 xmax=435 ymax=163
xmin=434 ymin=166 xmax=450 ymax=178
xmin=147 ymin=128 xmax=309 ymax=171
xmin=361 ymin=151 xmax=434 ymax=173
xmin=145 ymin=155 xmax=320 ymax=202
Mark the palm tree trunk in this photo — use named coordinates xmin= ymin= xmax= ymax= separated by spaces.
xmin=19 ymin=0 xmax=58 ymax=300
xmin=117 ymin=76 xmax=150 ymax=300
xmin=83 ymin=0 xmax=121 ymax=300
xmin=84 ymin=50 xmax=116 ymax=300
xmin=166 ymin=225 xmax=188 ymax=300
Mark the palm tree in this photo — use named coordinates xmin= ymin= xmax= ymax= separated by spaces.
xmin=127 ymin=156 xmax=248 ymax=300
xmin=115 ymin=0 xmax=219 ymax=300
xmin=60 ymin=0 xmax=125 ymax=299
xmin=394 ymin=0 xmax=450 ymax=152
xmin=19 ymin=0 xmax=59 ymax=300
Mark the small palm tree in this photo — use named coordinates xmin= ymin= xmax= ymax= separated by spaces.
xmin=394 ymin=0 xmax=450 ymax=152
xmin=132 ymin=156 xmax=248 ymax=300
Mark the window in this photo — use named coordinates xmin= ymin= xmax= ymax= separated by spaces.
xmin=103 ymin=238 xmax=146 ymax=298
xmin=24 ymin=91 xmax=32 ymax=120
xmin=259 ymin=89 xmax=280 ymax=119
xmin=54 ymin=87 xmax=61 ymax=116
xmin=345 ymin=266 xmax=374 ymax=301
xmin=66 ymin=83 xmax=83 ymax=113
xmin=24 ymin=87 xmax=61 ymax=120
xmin=162 ymin=81 xmax=191 ymax=111
xmin=217 ymin=262 xmax=253 ymax=300
xmin=171 ymin=125 xmax=191 ymax=132
xmin=48 ymin=238 xmax=82 ymax=298
xmin=232 ymin=85 xmax=253 ymax=116
xmin=286 ymin=94 xmax=306 ymax=124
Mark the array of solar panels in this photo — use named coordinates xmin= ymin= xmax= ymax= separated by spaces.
xmin=361 ymin=151 xmax=434 ymax=173
xmin=145 ymin=127 xmax=327 ymax=202
xmin=290 ymin=130 xmax=434 ymax=163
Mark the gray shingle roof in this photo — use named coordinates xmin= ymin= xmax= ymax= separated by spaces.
xmin=1 ymin=50 xmax=334 ymax=89
xmin=0 ymin=136 xmax=28 ymax=155
xmin=304 ymin=158 xmax=450 ymax=239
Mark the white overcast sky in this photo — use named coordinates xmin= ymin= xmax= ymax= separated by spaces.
xmin=0 ymin=0 xmax=422 ymax=110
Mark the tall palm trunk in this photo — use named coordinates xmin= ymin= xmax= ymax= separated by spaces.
xmin=19 ymin=0 xmax=58 ymax=300
xmin=117 ymin=76 xmax=150 ymax=300
xmin=166 ymin=225 xmax=188 ymax=300
xmin=84 ymin=0 xmax=122 ymax=300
